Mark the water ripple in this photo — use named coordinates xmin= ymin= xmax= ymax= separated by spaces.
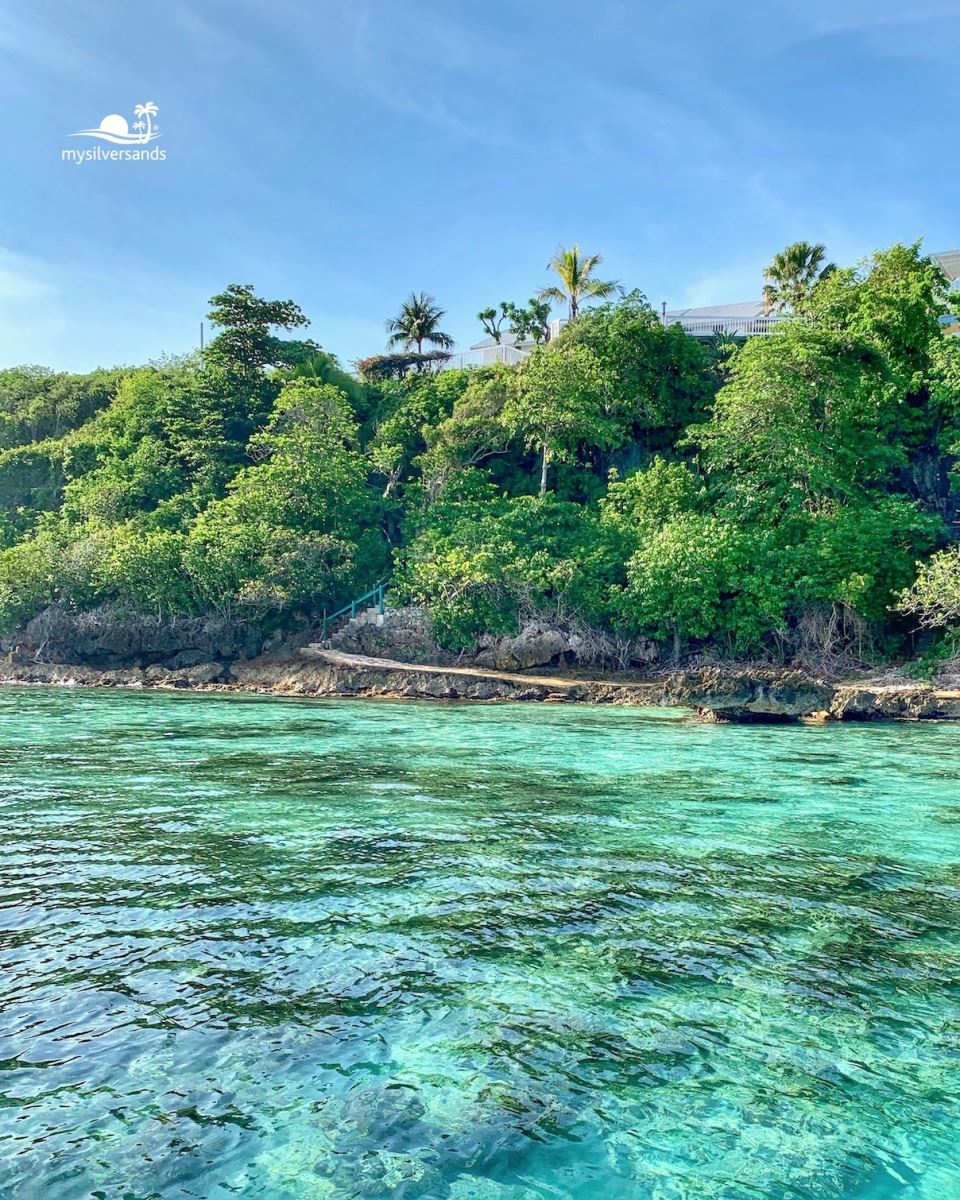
xmin=1 ymin=687 xmax=959 ymax=1198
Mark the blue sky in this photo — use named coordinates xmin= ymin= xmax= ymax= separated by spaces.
xmin=1 ymin=0 xmax=959 ymax=371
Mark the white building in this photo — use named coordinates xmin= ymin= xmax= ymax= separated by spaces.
xmin=438 ymin=318 xmax=568 ymax=370
xmin=931 ymin=250 xmax=960 ymax=281
xmin=660 ymin=301 xmax=784 ymax=338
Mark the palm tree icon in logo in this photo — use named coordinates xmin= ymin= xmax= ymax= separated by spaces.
xmin=133 ymin=102 xmax=159 ymax=144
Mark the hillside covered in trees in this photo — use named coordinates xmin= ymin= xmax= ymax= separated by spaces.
xmin=2 ymin=244 xmax=960 ymax=674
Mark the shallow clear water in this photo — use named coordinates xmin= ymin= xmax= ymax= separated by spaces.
xmin=1 ymin=688 xmax=959 ymax=1200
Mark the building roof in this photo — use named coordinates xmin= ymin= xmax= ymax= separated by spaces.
xmin=664 ymin=300 xmax=767 ymax=320
xmin=470 ymin=331 xmax=524 ymax=351
xmin=931 ymin=250 xmax=960 ymax=281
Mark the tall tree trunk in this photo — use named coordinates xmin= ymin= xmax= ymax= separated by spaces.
xmin=539 ymin=444 xmax=550 ymax=496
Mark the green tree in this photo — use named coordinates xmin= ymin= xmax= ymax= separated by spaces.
xmin=538 ymin=244 xmax=617 ymax=320
xmin=477 ymin=303 xmax=509 ymax=344
xmin=416 ymin=367 xmax=514 ymax=498
xmin=616 ymin=514 xmax=777 ymax=657
xmin=504 ymin=343 xmax=610 ymax=495
xmin=205 ymin=284 xmax=311 ymax=373
xmin=59 ymin=361 xmax=237 ymax=527
xmin=398 ymin=488 xmax=604 ymax=649
xmin=563 ymin=293 xmax=716 ymax=457
xmin=506 ymin=298 xmax=552 ymax=345
xmin=762 ymin=241 xmax=835 ymax=314
xmin=899 ymin=545 xmax=960 ymax=630
xmin=478 ymin=299 xmax=551 ymax=347
xmin=386 ymin=292 xmax=454 ymax=354
xmin=0 ymin=366 xmax=124 ymax=449
xmin=688 ymin=323 xmax=897 ymax=511
xmin=369 ymin=369 xmax=474 ymax=498
xmin=178 ymin=381 xmax=385 ymax=618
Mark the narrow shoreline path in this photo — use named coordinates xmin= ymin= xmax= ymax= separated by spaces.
xmin=303 ymin=646 xmax=656 ymax=693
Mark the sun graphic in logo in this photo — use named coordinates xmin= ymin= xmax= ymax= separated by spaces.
xmin=71 ymin=102 xmax=160 ymax=145
xmin=98 ymin=114 xmax=130 ymax=138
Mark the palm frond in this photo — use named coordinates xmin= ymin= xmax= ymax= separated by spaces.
xmin=585 ymin=278 xmax=617 ymax=298
xmin=538 ymin=285 xmax=567 ymax=307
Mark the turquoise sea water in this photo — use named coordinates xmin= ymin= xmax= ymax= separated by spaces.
xmin=1 ymin=688 xmax=959 ymax=1200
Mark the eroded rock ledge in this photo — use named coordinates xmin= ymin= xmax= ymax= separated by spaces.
xmin=3 ymin=647 xmax=960 ymax=723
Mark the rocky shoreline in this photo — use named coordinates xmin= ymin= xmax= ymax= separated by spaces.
xmin=3 ymin=646 xmax=960 ymax=723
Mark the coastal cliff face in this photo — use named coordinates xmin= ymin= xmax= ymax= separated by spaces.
xmin=3 ymin=650 xmax=960 ymax=723
xmin=12 ymin=604 xmax=265 ymax=668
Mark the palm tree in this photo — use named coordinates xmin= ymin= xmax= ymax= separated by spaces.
xmin=762 ymin=242 xmax=835 ymax=314
xmin=385 ymin=292 xmax=454 ymax=354
xmin=134 ymin=101 xmax=158 ymax=143
xmin=538 ymin=244 xmax=617 ymax=320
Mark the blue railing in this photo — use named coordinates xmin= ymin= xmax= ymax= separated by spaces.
xmin=321 ymin=581 xmax=387 ymax=640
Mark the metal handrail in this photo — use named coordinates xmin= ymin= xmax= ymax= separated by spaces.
xmin=321 ymin=581 xmax=387 ymax=640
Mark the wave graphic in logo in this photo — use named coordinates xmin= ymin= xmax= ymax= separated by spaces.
xmin=71 ymin=102 xmax=160 ymax=145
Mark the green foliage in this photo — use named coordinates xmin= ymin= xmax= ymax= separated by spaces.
xmin=477 ymin=303 xmax=509 ymax=344
xmin=0 ymin=441 xmax=69 ymax=531
xmin=0 ymin=366 xmax=124 ymax=449
xmin=762 ymin=241 xmax=834 ymax=315
xmin=369 ymin=369 xmax=474 ymax=497
xmin=688 ymin=323 xmax=898 ymax=509
xmin=398 ymin=484 xmax=604 ymax=649
xmin=504 ymin=342 xmax=611 ymax=494
xmin=564 ymin=293 xmax=716 ymax=450
xmin=599 ymin=458 xmax=706 ymax=560
xmin=417 ymin=367 xmax=514 ymax=497
xmin=385 ymin=292 xmax=453 ymax=354
xmin=590 ymin=437 xmax=940 ymax=656
xmin=809 ymin=244 xmax=950 ymax=396
xmin=204 ymin=285 xmax=317 ymax=446
xmin=355 ymin=351 xmax=452 ymax=382
xmin=506 ymin=298 xmax=552 ymax=345
xmin=899 ymin=544 xmax=960 ymax=629
xmin=1 ymin=249 xmax=958 ymax=670
xmin=169 ymin=381 xmax=383 ymax=618
xmin=478 ymin=298 xmax=551 ymax=346
xmin=616 ymin=514 xmax=779 ymax=652
xmin=0 ymin=307 xmax=388 ymax=636
xmin=539 ymin=244 xmax=617 ymax=319
xmin=783 ymin=498 xmax=939 ymax=625
xmin=205 ymin=284 xmax=311 ymax=374
xmin=59 ymin=360 xmax=239 ymax=527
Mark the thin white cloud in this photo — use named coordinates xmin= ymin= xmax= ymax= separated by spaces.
xmin=249 ymin=0 xmax=525 ymax=147
xmin=0 ymin=249 xmax=68 ymax=366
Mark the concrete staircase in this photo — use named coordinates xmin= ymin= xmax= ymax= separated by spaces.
xmin=317 ymin=581 xmax=389 ymax=646
xmin=323 ymin=604 xmax=385 ymax=645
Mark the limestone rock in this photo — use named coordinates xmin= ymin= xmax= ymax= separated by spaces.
xmin=830 ymin=685 xmax=960 ymax=721
xmin=328 ymin=606 xmax=449 ymax=664
xmin=475 ymin=626 xmax=570 ymax=671
xmin=14 ymin=603 xmax=262 ymax=668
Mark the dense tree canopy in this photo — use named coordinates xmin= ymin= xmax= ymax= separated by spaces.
xmin=1 ymin=245 xmax=959 ymax=671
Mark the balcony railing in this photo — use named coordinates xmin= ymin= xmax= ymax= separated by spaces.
xmin=663 ymin=314 xmax=784 ymax=338
xmin=423 ymin=344 xmax=530 ymax=372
